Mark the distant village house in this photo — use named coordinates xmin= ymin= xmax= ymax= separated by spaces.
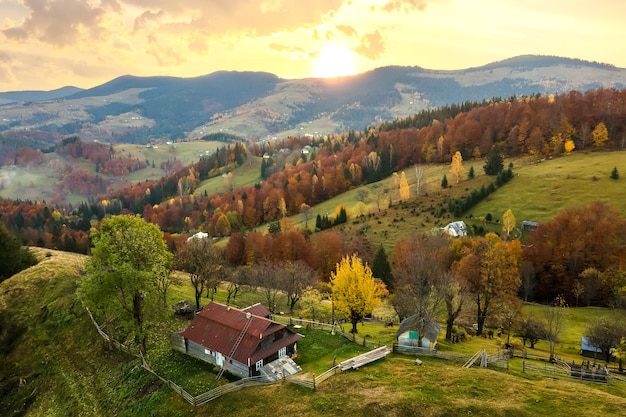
xmin=440 ymin=221 xmax=467 ymax=237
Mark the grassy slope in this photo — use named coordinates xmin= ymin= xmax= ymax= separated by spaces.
xmin=471 ymin=151 xmax=626 ymax=223
xmin=2 ymin=249 xmax=626 ymax=417
xmin=0 ymin=140 xmax=225 ymax=202
xmin=281 ymin=150 xmax=626 ymax=252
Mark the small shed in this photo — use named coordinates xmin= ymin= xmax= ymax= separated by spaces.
xmin=396 ymin=315 xmax=441 ymax=350
xmin=580 ymin=336 xmax=609 ymax=359
xmin=521 ymin=221 xmax=539 ymax=231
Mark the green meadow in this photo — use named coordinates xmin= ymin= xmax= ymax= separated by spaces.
xmin=2 ymin=249 xmax=625 ymax=417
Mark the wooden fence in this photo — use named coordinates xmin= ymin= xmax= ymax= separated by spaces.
xmin=393 ymin=344 xmax=509 ymax=370
xmin=85 ymin=307 xmax=140 ymax=357
xmin=522 ymin=359 xmax=610 ymax=384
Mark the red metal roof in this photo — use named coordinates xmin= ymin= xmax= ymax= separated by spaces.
xmin=179 ymin=302 xmax=301 ymax=365
xmin=242 ymin=303 xmax=271 ymax=319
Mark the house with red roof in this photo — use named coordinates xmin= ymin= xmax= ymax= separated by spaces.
xmin=171 ymin=302 xmax=302 ymax=379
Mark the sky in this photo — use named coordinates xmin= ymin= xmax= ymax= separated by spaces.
xmin=1 ymin=0 xmax=625 ymax=92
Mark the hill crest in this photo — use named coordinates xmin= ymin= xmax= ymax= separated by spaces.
xmin=1 ymin=55 xmax=625 ymax=146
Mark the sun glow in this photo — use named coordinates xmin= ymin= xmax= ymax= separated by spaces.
xmin=312 ymin=44 xmax=357 ymax=78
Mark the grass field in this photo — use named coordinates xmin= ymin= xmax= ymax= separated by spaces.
xmin=193 ymin=156 xmax=263 ymax=197
xmin=471 ymin=151 xmax=626 ymax=223
xmin=249 ymin=150 xmax=626 ymax=253
xmin=2 ymin=249 xmax=626 ymax=417
xmin=0 ymin=139 xmax=227 ymax=202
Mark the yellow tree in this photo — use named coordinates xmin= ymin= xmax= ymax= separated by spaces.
xmin=453 ymin=233 xmax=522 ymax=336
xmin=502 ymin=209 xmax=516 ymax=238
xmin=592 ymin=122 xmax=609 ymax=147
xmin=330 ymin=254 xmax=388 ymax=333
xmin=564 ymin=139 xmax=575 ymax=155
xmin=399 ymin=171 xmax=410 ymax=202
xmin=450 ymin=151 xmax=465 ymax=184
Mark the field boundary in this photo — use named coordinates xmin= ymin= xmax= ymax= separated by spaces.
xmin=86 ymin=307 xmax=351 ymax=405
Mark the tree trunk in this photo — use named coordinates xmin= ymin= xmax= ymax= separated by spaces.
xmin=351 ymin=318 xmax=359 ymax=334
xmin=445 ymin=320 xmax=454 ymax=341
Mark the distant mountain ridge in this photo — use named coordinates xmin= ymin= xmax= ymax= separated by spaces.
xmin=0 ymin=86 xmax=83 ymax=105
xmin=1 ymin=55 xmax=625 ymax=146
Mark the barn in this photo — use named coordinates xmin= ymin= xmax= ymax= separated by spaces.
xmin=171 ymin=302 xmax=302 ymax=380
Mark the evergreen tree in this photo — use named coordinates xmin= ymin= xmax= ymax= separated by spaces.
xmin=372 ymin=245 xmax=394 ymax=291
xmin=268 ymin=221 xmax=281 ymax=235
xmin=484 ymin=148 xmax=504 ymax=175
xmin=441 ymin=174 xmax=448 ymax=189
xmin=611 ymin=166 xmax=619 ymax=180
xmin=0 ymin=222 xmax=37 ymax=283
xmin=468 ymin=166 xmax=475 ymax=179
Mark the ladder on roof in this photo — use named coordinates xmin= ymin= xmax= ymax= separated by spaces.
xmin=216 ymin=315 xmax=253 ymax=380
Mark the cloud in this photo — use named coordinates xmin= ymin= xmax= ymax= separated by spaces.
xmin=355 ymin=30 xmax=385 ymax=60
xmin=381 ymin=0 xmax=429 ymax=13
xmin=1 ymin=0 xmax=115 ymax=47
xmin=336 ymin=24 xmax=357 ymax=38
xmin=146 ymin=34 xmax=185 ymax=66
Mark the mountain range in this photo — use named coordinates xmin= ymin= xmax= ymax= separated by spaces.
xmin=1 ymin=55 xmax=626 ymax=148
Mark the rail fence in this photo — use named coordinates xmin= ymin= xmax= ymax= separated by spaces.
xmin=393 ymin=344 xmax=509 ymax=370
xmin=522 ymin=359 xmax=610 ymax=384
xmin=86 ymin=307 xmax=362 ymax=405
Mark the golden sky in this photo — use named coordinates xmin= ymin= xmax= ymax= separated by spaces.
xmin=1 ymin=0 xmax=625 ymax=91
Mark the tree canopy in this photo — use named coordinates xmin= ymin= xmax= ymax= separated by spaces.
xmin=453 ymin=233 xmax=522 ymax=335
xmin=78 ymin=215 xmax=172 ymax=353
xmin=330 ymin=254 xmax=388 ymax=333
xmin=0 ymin=222 xmax=37 ymax=283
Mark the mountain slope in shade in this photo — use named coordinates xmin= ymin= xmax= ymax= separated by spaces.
xmin=0 ymin=86 xmax=83 ymax=105
xmin=1 ymin=55 xmax=625 ymax=145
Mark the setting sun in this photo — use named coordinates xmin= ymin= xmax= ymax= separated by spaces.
xmin=313 ymin=44 xmax=357 ymax=78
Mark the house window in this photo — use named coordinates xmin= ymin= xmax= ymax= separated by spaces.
xmin=255 ymin=359 xmax=264 ymax=371
xmin=278 ymin=347 xmax=287 ymax=358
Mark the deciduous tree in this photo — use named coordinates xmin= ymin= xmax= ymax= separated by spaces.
xmin=450 ymin=151 xmax=465 ymax=184
xmin=586 ymin=315 xmax=626 ymax=363
xmin=79 ymin=215 xmax=172 ymax=353
xmin=516 ymin=314 xmax=544 ymax=349
xmin=502 ymin=209 xmax=516 ymax=238
xmin=330 ymin=254 xmax=388 ymax=333
xmin=175 ymin=236 xmax=225 ymax=311
xmin=543 ymin=295 xmax=567 ymax=361
xmin=524 ymin=202 xmax=626 ymax=304
xmin=592 ymin=122 xmax=609 ymax=147
xmin=277 ymin=260 xmax=318 ymax=314
xmin=453 ymin=233 xmax=522 ymax=336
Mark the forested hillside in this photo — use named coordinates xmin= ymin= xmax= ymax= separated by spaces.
xmin=2 ymin=88 xmax=626 ymax=307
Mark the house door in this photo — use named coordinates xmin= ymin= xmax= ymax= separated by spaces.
xmin=278 ymin=347 xmax=287 ymax=358
xmin=216 ymin=352 xmax=224 ymax=367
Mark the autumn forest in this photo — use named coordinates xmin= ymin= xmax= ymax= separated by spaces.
xmin=2 ymin=88 xmax=626 ymax=318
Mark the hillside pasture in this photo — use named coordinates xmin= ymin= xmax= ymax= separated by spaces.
xmin=193 ymin=156 xmax=262 ymax=197
xmin=470 ymin=151 xmax=626 ymax=224
xmin=0 ymin=140 xmax=234 ymax=203
xmin=2 ymin=249 xmax=626 ymax=417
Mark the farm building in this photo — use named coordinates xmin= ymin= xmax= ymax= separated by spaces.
xmin=521 ymin=221 xmax=539 ymax=231
xmin=396 ymin=315 xmax=441 ymax=350
xmin=440 ymin=221 xmax=467 ymax=237
xmin=580 ymin=336 xmax=615 ymax=361
xmin=171 ymin=302 xmax=302 ymax=380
